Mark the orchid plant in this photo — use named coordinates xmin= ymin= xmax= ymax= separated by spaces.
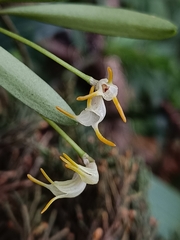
xmin=0 ymin=2 xmax=177 ymax=214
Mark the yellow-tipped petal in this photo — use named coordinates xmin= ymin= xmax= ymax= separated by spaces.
xmin=87 ymin=86 xmax=95 ymax=108
xmin=40 ymin=168 xmax=53 ymax=184
xmin=65 ymin=164 xmax=86 ymax=177
xmin=77 ymin=91 xmax=98 ymax=101
xmin=56 ymin=106 xmax=76 ymax=119
xmin=107 ymin=66 xmax=113 ymax=83
xmin=27 ymin=174 xmax=47 ymax=188
xmin=112 ymin=97 xmax=126 ymax=123
xmin=94 ymin=127 xmax=116 ymax=147
xmin=60 ymin=153 xmax=78 ymax=168
xmin=60 ymin=153 xmax=87 ymax=177
xmin=41 ymin=196 xmax=60 ymax=214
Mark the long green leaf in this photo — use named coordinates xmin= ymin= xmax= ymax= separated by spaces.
xmin=0 ymin=4 xmax=177 ymax=40
xmin=0 ymin=47 xmax=75 ymax=125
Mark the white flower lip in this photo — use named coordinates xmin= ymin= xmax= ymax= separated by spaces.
xmin=27 ymin=153 xmax=98 ymax=214
xmin=76 ymin=96 xmax=105 ymax=126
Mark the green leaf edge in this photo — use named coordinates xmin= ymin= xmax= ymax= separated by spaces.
xmin=0 ymin=3 xmax=177 ymax=40
xmin=0 ymin=47 xmax=76 ymax=126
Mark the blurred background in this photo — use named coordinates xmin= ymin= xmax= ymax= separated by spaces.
xmin=0 ymin=0 xmax=180 ymax=239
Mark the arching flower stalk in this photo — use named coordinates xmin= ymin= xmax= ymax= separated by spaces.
xmin=27 ymin=153 xmax=98 ymax=214
xmin=56 ymin=86 xmax=116 ymax=146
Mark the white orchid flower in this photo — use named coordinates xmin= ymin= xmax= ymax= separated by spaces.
xmin=77 ymin=67 xmax=126 ymax=123
xmin=27 ymin=153 xmax=98 ymax=214
xmin=56 ymin=86 xmax=116 ymax=146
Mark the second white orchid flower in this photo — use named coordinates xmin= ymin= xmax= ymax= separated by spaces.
xmin=27 ymin=153 xmax=98 ymax=214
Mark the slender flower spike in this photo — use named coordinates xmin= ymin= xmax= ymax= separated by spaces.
xmin=27 ymin=153 xmax=98 ymax=214
xmin=77 ymin=67 xmax=126 ymax=123
xmin=56 ymin=86 xmax=116 ymax=146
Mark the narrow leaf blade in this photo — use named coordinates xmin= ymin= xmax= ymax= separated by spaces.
xmin=0 ymin=47 xmax=75 ymax=125
xmin=0 ymin=4 xmax=177 ymax=40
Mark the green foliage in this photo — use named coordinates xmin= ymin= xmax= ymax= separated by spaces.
xmin=0 ymin=47 xmax=75 ymax=126
xmin=0 ymin=3 xmax=177 ymax=40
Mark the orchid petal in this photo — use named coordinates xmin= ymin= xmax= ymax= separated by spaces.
xmin=90 ymin=96 xmax=106 ymax=121
xmin=107 ymin=66 xmax=113 ymax=84
xmin=95 ymin=78 xmax=108 ymax=95
xmin=40 ymin=168 xmax=54 ymax=184
xmin=56 ymin=106 xmax=77 ymax=120
xmin=93 ymin=124 xmax=116 ymax=147
xmin=77 ymin=91 xmax=99 ymax=101
xmin=103 ymin=84 xmax=118 ymax=101
xmin=41 ymin=196 xmax=61 ymax=214
xmin=76 ymin=109 xmax=99 ymax=126
xmin=87 ymin=86 xmax=95 ymax=108
xmin=53 ymin=174 xmax=86 ymax=196
xmin=76 ymin=96 xmax=106 ymax=126
xmin=77 ymin=161 xmax=99 ymax=184
xmin=27 ymin=174 xmax=49 ymax=188
xmin=60 ymin=153 xmax=99 ymax=184
xmin=112 ymin=97 xmax=126 ymax=123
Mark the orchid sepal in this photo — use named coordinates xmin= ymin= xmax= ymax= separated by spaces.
xmin=27 ymin=153 xmax=99 ymax=213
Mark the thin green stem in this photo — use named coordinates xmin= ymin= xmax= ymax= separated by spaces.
xmin=0 ymin=27 xmax=91 ymax=84
xmin=43 ymin=116 xmax=85 ymax=158
xmin=0 ymin=10 xmax=33 ymax=69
